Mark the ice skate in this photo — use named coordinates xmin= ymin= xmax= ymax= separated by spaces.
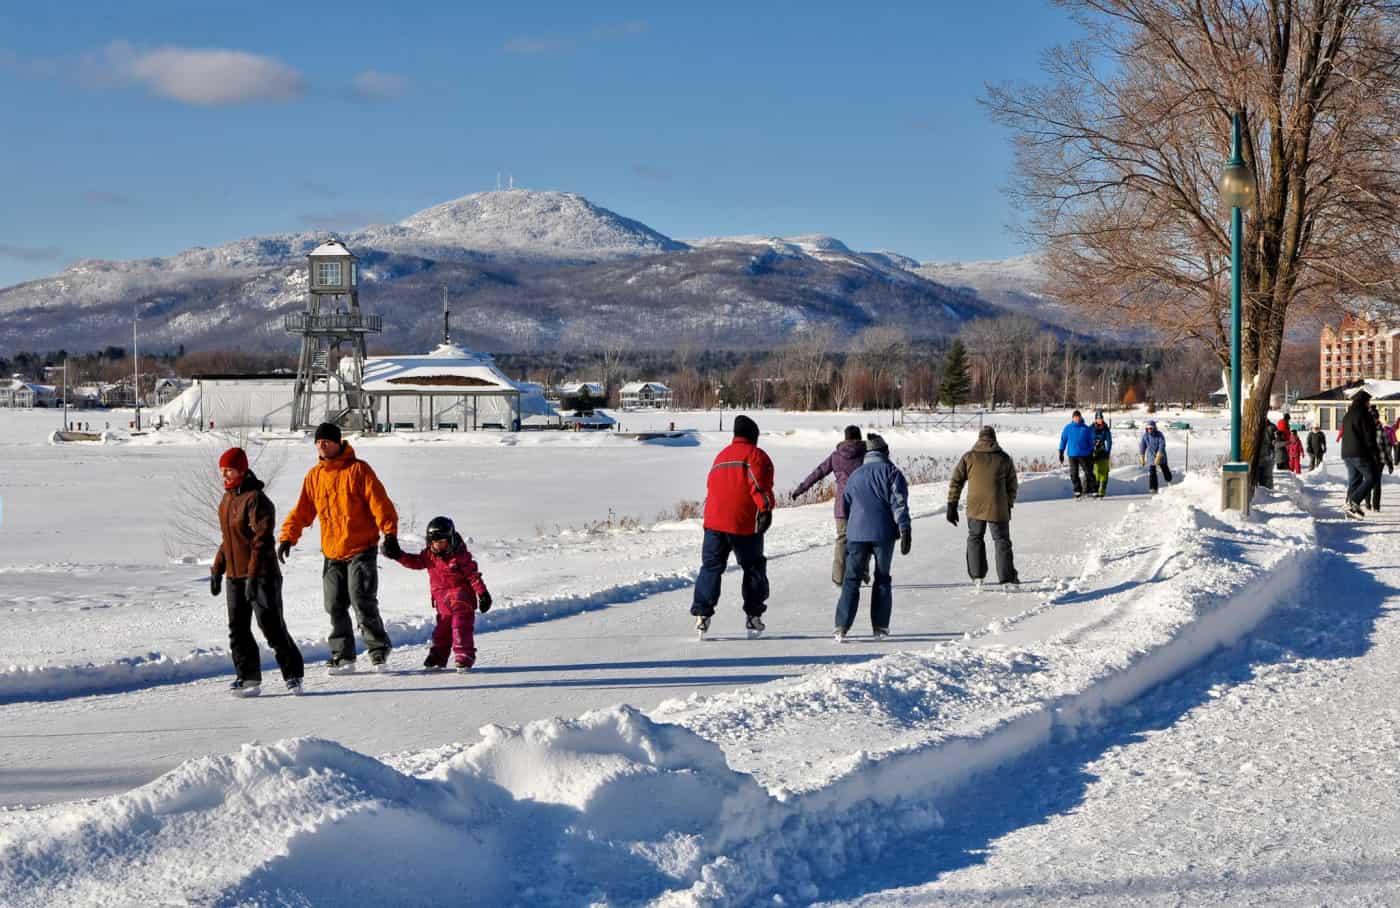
xmin=833 ymin=628 xmax=847 ymax=643
xmin=285 ymin=678 xmax=304 ymax=696
xmin=695 ymin=614 xmax=711 ymax=640
xmin=455 ymin=659 xmax=472 ymax=674
xmin=325 ymin=658 xmax=357 ymax=676
xmin=229 ymin=679 xmax=261 ymax=698
xmin=973 ymin=578 xmax=984 ymax=594
xmin=745 ymin=614 xmax=765 ymax=639
xmin=872 ymin=627 xmax=889 ymax=638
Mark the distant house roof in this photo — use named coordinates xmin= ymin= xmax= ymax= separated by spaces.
xmin=308 ymin=239 xmax=355 ymax=258
xmin=1296 ymin=379 xmax=1369 ymax=403
xmin=558 ymin=381 xmax=605 ymax=396
xmin=190 ymin=373 xmax=297 ymax=381
xmin=620 ymin=381 xmax=671 ymax=393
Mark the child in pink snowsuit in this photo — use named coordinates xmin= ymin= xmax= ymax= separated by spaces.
xmin=1287 ymin=430 xmax=1304 ymax=474
xmin=387 ymin=516 xmax=492 ymax=672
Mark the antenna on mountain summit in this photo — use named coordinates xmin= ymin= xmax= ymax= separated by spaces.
xmin=442 ymin=287 xmax=451 ymax=345
xmin=496 ymin=171 xmax=501 ymax=191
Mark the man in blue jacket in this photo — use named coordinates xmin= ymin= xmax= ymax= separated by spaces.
xmin=834 ymin=434 xmax=911 ymax=641
xmin=1058 ymin=410 xmax=1096 ymax=498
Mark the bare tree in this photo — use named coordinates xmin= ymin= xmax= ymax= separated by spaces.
xmin=960 ymin=318 xmax=1010 ymax=408
xmin=828 ymin=360 xmax=854 ymax=412
xmin=599 ymin=337 xmax=632 ymax=407
xmin=782 ymin=324 xmax=836 ymax=411
xmin=987 ymin=0 xmax=1400 ymax=476
xmin=856 ymin=325 xmax=909 ymax=412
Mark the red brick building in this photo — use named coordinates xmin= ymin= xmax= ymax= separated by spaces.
xmin=1319 ymin=313 xmax=1400 ymax=388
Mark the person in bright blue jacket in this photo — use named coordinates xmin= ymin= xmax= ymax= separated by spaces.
xmin=1058 ymin=410 xmax=1097 ymax=498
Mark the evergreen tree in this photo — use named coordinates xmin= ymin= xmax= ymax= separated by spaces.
xmin=939 ymin=340 xmax=973 ymax=412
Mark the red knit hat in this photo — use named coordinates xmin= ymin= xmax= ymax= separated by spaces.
xmin=218 ymin=447 xmax=249 ymax=473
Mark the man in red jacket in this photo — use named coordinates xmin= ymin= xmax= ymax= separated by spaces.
xmin=692 ymin=415 xmax=775 ymax=638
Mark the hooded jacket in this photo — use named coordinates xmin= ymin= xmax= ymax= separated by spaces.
xmin=702 ymin=438 xmax=775 ymax=535
xmin=1139 ymin=428 xmax=1167 ymax=463
xmin=1341 ymin=393 xmax=1380 ymax=460
xmin=213 ymin=470 xmax=279 ymax=580
xmin=279 ymin=442 xmax=399 ymax=560
xmin=392 ymin=533 xmax=488 ymax=612
xmin=1091 ymin=422 xmax=1113 ymax=459
xmin=841 ymin=450 xmax=911 ymax=543
xmin=949 ymin=434 xmax=1019 ymax=523
xmin=792 ymin=439 xmax=867 ymax=519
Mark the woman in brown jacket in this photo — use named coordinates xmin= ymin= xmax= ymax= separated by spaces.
xmin=213 ymin=447 xmax=304 ymax=697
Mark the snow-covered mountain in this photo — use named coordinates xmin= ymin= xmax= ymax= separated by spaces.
xmin=0 ymin=191 xmax=1050 ymax=353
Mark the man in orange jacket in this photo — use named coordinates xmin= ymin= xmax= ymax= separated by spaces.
xmin=691 ymin=414 xmax=775 ymax=638
xmin=278 ymin=422 xmax=400 ymax=673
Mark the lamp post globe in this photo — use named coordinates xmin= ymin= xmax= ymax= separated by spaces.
xmin=1219 ymin=161 xmax=1256 ymax=209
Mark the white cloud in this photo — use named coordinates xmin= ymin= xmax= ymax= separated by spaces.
xmin=350 ymin=69 xmax=409 ymax=101
xmin=100 ymin=40 xmax=304 ymax=105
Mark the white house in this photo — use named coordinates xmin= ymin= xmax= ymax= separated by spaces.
xmin=154 ymin=378 xmax=192 ymax=406
xmin=620 ymin=381 xmax=673 ymax=410
xmin=0 ymin=376 xmax=56 ymax=408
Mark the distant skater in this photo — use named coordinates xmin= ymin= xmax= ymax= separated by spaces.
xmin=1090 ymin=411 xmax=1113 ymax=498
xmin=1058 ymin=410 xmax=1096 ymax=498
xmin=1306 ymin=425 xmax=1327 ymax=471
xmin=1139 ymin=420 xmax=1173 ymax=493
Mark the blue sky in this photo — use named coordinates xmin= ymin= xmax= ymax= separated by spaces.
xmin=0 ymin=2 xmax=1080 ymax=288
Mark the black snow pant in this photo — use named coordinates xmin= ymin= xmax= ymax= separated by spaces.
xmin=1067 ymin=456 xmax=1096 ymax=495
xmin=1148 ymin=461 xmax=1174 ymax=492
xmin=1308 ymin=453 xmax=1322 ymax=471
xmin=967 ymin=518 xmax=1018 ymax=583
xmin=692 ymin=528 xmax=769 ymax=617
xmin=227 ymin=575 xmax=304 ymax=683
xmin=1371 ymin=457 xmax=1384 ymax=510
xmin=323 ymin=548 xmax=392 ymax=663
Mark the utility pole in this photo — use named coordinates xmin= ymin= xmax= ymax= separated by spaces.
xmin=133 ymin=309 xmax=141 ymax=431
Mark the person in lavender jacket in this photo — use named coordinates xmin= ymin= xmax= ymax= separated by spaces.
xmin=792 ymin=425 xmax=868 ymax=585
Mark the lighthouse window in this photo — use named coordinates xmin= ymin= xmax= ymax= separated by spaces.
xmin=316 ymin=262 xmax=342 ymax=286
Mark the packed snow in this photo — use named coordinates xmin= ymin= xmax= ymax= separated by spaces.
xmin=3 ymin=405 xmax=1393 ymax=905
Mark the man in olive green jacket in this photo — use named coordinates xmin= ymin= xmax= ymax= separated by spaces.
xmin=947 ymin=426 xmax=1020 ymax=585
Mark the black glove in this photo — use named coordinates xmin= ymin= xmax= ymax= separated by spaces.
xmin=899 ymin=528 xmax=912 ymax=556
xmin=1058 ymin=450 xmax=1065 ymax=465
xmin=946 ymin=502 xmax=959 ymax=526
xmin=381 ymin=534 xmax=402 ymax=560
xmin=477 ymin=591 xmax=492 ymax=613
xmin=755 ymin=510 xmax=773 ymax=535
xmin=210 ymin=573 xmax=222 ymax=597
xmin=276 ymin=540 xmax=293 ymax=563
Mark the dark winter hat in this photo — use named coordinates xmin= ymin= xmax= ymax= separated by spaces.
xmin=218 ymin=447 xmax=248 ymax=473
xmin=978 ymin=426 xmax=998 ymax=443
xmin=1094 ymin=410 xmax=1105 ymax=420
xmin=1071 ymin=409 xmax=1082 ymax=419
xmin=1280 ymin=413 xmax=1291 ymax=422
xmin=1355 ymin=389 xmax=1372 ymax=406
xmin=733 ymin=414 xmax=759 ymax=443
xmin=843 ymin=425 xmax=862 ymax=442
xmin=1146 ymin=419 xmax=1157 ymax=428
xmin=314 ymin=422 xmax=342 ymax=443
xmin=866 ymin=433 xmax=888 ymax=453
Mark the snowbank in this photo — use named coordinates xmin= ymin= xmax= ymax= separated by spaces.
xmin=0 ymin=475 xmax=1319 ymax=906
